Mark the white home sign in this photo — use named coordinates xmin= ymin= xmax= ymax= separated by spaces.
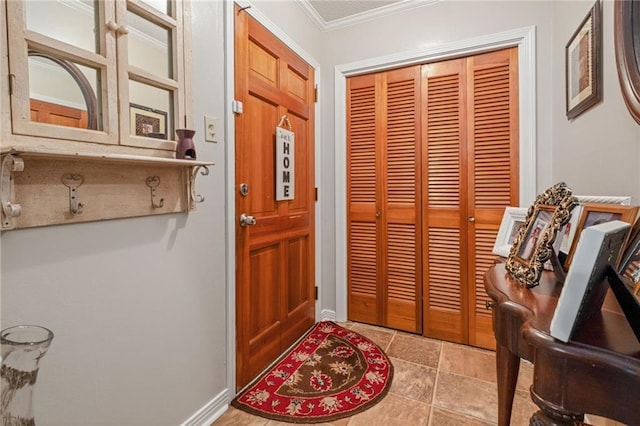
xmin=276 ymin=126 xmax=294 ymax=200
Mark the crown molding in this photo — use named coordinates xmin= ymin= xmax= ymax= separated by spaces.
xmin=297 ymin=0 xmax=441 ymax=32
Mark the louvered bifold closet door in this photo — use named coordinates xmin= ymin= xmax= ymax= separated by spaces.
xmin=347 ymin=67 xmax=422 ymax=333
xmin=384 ymin=67 xmax=422 ymax=333
xmin=466 ymin=48 xmax=519 ymax=349
xmin=421 ymin=58 xmax=468 ymax=342
xmin=347 ymin=74 xmax=379 ymax=325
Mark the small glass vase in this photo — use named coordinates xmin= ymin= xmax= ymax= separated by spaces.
xmin=1 ymin=325 xmax=54 ymax=426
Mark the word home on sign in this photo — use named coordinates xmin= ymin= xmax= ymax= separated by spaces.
xmin=276 ymin=126 xmax=295 ymax=200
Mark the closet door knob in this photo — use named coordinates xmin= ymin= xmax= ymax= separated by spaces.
xmin=375 ymin=211 xmax=381 ymax=218
xmin=468 ymin=216 xmax=475 ymax=222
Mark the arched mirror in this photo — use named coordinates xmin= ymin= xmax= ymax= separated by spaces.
xmin=27 ymin=51 xmax=99 ymax=130
xmin=614 ymin=0 xmax=640 ymax=124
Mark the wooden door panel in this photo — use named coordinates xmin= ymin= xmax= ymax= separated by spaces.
xmin=289 ymin=113 xmax=310 ymax=212
xmin=248 ymin=40 xmax=278 ymax=86
xmin=425 ymin=227 xmax=465 ymax=341
xmin=467 ymin=47 xmax=518 ymax=349
xmin=387 ymin=222 xmax=419 ymax=331
xmin=246 ymin=95 xmax=278 ymax=216
xmin=236 ymin=6 xmax=315 ymax=390
xmin=347 ymin=66 xmax=421 ymax=333
xmin=286 ymin=236 xmax=310 ymax=312
xmin=348 ymin=221 xmax=378 ymax=324
xmin=383 ymin=67 xmax=421 ymax=333
xmin=347 ymin=74 xmax=378 ymax=324
xmin=244 ymin=244 xmax=282 ymax=384
xmin=470 ymin=226 xmax=499 ymax=349
xmin=30 ymin=99 xmax=88 ymax=129
xmin=422 ymin=58 xmax=468 ymax=342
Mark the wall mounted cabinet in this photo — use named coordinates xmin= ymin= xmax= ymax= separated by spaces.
xmin=0 ymin=0 xmax=211 ymax=231
xmin=4 ymin=0 xmax=187 ymax=155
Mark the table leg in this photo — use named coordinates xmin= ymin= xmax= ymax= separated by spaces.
xmin=530 ymin=388 xmax=585 ymax=425
xmin=496 ymin=343 xmax=520 ymax=426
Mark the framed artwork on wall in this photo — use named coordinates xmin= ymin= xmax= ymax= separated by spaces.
xmin=566 ymin=0 xmax=602 ymax=120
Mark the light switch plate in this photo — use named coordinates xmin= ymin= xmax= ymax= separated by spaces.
xmin=204 ymin=115 xmax=217 ymax=142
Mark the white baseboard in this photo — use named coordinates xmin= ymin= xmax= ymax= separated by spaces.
xmin=180 ymin=389 xmax=230 ymax=426
xmin=320 ymin=309 xmax=336 ymax=321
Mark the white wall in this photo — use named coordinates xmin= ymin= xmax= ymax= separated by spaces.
xmin=552 ymin=0 xmax=640 ymax=199
xmin=1 ymin=1 xmax=228 ymax=425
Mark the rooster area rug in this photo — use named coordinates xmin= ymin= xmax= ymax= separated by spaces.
xmin=231 ymin=321 xmax=394 ymax=423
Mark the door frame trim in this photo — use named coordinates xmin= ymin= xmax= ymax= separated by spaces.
xmin=334 ymin=26 xmax=537 ymax=321
xmin=225 ymin=0 xmax=322 ymax=396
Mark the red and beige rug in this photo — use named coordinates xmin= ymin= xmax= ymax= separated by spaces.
xmin=232 ymin=321 xmax=394 ymax=423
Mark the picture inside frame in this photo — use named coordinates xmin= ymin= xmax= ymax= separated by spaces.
xmin=618 ymin=231 xmax=640 ymax=295
xmin=492 ymin=207 xmax=527 ymax=258
xmin=514 ymin=206 xmax=556 ymax=265
xmin=562 ymin=203 xmax=638 ymax=270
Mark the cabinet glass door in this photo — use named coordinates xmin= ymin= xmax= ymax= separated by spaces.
xmin=7 ymin=0 xmax=118 ymax=144
xmin=117 ymin=0 xmax=182 ymax=150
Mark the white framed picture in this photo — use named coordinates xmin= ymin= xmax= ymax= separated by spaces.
xmin=492 ymin=207 xmax=527 ymax=258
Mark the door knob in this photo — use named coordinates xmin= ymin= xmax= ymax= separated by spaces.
xmin=239 ymin=213 xmax=257 ymax=227
xmin=468 ymin=216 xmax=475 ymax=222
xmin=375 ymin=211 xmax=381 ymax=218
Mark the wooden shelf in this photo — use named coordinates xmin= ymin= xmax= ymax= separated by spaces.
xmin=1 ymin=149 xmax=213 ymax=231
xmin=2 ymin=146 xmax=214 ymax=168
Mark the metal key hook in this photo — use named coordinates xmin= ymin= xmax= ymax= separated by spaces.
xmin=145 ymin=176 xmax=164 ymax=208
xmin=61 ymin=173 xmax=84 ymax=215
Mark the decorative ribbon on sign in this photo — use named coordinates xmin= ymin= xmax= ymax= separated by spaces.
xmin=276 ymin=115 xmax=295 ymax=201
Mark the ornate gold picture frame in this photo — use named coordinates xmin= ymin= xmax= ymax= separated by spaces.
xmin=506 ymin=182 xmax=577 ymax=288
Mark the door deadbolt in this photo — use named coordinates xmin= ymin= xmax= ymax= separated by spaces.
xmin=239 ymin=183 xmax=249 ymax=196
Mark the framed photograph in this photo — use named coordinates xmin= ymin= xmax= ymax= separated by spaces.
xmin=563 ymin=203 xmax=638 ymax=270
xmin=506 ymin=182 xmax=577 ymax=288
xmin=557 ymin=196 xmax=632 ymax=265
xmin=619 ymin=232 xmax=640 ymax=295
xmin=566 ymin=0 xmax=602 ymax=120
xmin=550 ymin=220 xmax=630 ymax=342
xmin=493 ymin=207 xmax=527 ymax=258
xmin=129 ymin=103 xmax=167 ymax=139
xmin=607 ymin=266 xmax=640 ymax=344
xmin=575 ymin=195 xmax=631 ymax=205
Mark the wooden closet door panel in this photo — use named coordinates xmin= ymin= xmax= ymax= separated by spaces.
xmin=467 ymin=47 xmax=519 ymax=349
xmin=384 ymin=66 xmax=422 ymax=333
xmin=347 ymin=74 xmax=379 ymax=324
xmin=422 ymin=58 xmax=469 ymax=342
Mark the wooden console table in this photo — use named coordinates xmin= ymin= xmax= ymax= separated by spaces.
xmin=484 ymin=262 xmax=640 ymax=425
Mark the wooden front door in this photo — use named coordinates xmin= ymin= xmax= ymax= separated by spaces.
xmin=234 ymin=6 xmax=316 ymax=390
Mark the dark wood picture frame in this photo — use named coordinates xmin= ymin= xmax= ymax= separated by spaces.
xmin=614 ymin=0 xmax=640 ymax=124
xmin=566 ymin=0 xmax=602 ymax=120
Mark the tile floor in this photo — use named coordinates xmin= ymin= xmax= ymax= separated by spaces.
xmin=213 ymin=322 xmax=539 ymax=426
